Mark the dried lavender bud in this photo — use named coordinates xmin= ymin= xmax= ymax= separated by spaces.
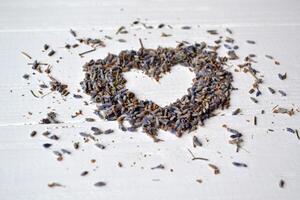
xmin=278 ymin=73 xmax=287 ymax=80
xmin=250 ymin=97 xmax=258 ymax=103
xmin=43 ymin=143 xmax=52 ymax=148
xmin=233 ymin=45 xmax=239 ymax=50
xmin=77 ymin=37 xmax=105 ymax=48
xmin=39 ymin=84 xmax=48 ymax=89
xmin=225 ymin=37 xmax=234 ymax=43
xmin=44 ymin=44 xmax=49 ymax=50
xmin=104 ymin=129 xmax=114 ymax=134
xmin=65 ymin=44 xmax=71 ymax=49
xmin=196 ymin=179 xmax=203 ymax=184
xmin=73 ymin=94 xmax=83 ymax=99
xmin=158 ymin=23 xmax=165 ymax=28
xmin=279 ymin=180 xmax=285 ymax=188
xmin=31 ymin=60 xmax=39 ymax=70
xmin=42 ymin=131 xmax=51 ymax=137
xmin=30 ymin=131 xmax=37 ymax=137
xmin=232 ymin=108 xmax=241 ymax=115
xmin=91 ymin=127 xmax=103 ymax=135
xmin=232 ymin=162 xmax=248 ymax=167
xmin=95 ymin=143 xmax=106 ymax=149
xmin=117 ymin=39 xmax=126 ymax=43
xmin=161 ymin=32 xmax=172 ymax=37
xmin=41 ymin=112 xmax=61 ymax=124
xmin=208 ymin=164 xmax=220 ymax=174
xmin=48 ymin=182 xmax=64 ymax=188
xmin=74 ymin=142 xmax=80 ymax=149
xmin=226 ymin=28 xmax=233 ymax=34
xmin=104 ymin=35 xmax=113 ymax=40
xmin=193 ymin=136 xmax=202 ymax=147
xmin=268 ymin=87 xmax=276 ymax=94
xmin=118 ymin=162 xmax=123 ymax=167
xmin=23 ymin=74 xmax=30 ymax=80
xmin=249 ymin=88 xmax=255 ymax=94
xmin=224 ymin=44 xmax=232 ymax=49
xmin=278 ymin=90 xmax=287 ymax=96
xmin=79 ymin=132 xmax=90 ymax=137
xmin=85 ymin=118 xmax=95 ymax=122
xmin=256 ymin=90 xmax=262 ymax=97
xmin=296 ymin=130 xmax=300 ymax=140
xmin=230 ymin=133 xmax=242 ymax=139
xmin=49 ymin=135 xmax=59 ymax=140
xmin=246 ymin=40 xmax=255 ymax=44
xmin=94 ymin=181 xmax=106 ymax=187
xmin=286 ymin=128 xmax=295 ymax=133
xmin=207 ymin=30 xmax=218 ymax=35
xmin=226 ymin=128 xmax=242 ymax=136
xmin=61 ymin=149 xmax=71 ymax=154
xmin=181 ymin=26 xmax=191 ymax=30
xmin=48 ymin=50 xmax=56 ymax=56
xmin=70 ymin=29 xmax=77 ymax=37
xmin=116 ymin=26 xmax=126 ymax=34
xmin=265 ymin=55 xmax=273 ymax=59
xmin=227 ymin=50 xmax=239 ymax=60
xmin=81 ymin=171 xmax=89 ymax=176
xmin=91 ymin=127 xmax=101 ymax=132
xmin=53 ymin=151 xmax=62 ymax=157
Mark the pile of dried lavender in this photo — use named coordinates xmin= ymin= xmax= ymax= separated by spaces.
xmin=81 ymin=41 xmax=233 ymax=139
xmin=20 ymin=22 xmax=299 ymax=189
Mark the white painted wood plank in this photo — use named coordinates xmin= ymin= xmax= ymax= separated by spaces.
xmin=0 ymin=0 xmax=300 ymax=31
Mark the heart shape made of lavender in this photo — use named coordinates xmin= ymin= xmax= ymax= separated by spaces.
xmin=81 ymin=42 xmax=233 ymax=139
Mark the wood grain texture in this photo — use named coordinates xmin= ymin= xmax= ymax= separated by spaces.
xmin=0 ymin=0 xmax=299 ymax=200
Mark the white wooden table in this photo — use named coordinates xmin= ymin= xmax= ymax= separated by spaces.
xmin=0 ymin=0 xmax=299 ymax=199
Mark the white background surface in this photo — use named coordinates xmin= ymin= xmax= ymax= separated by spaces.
xmin=0 ymin=0 xmax=300 ymax=199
